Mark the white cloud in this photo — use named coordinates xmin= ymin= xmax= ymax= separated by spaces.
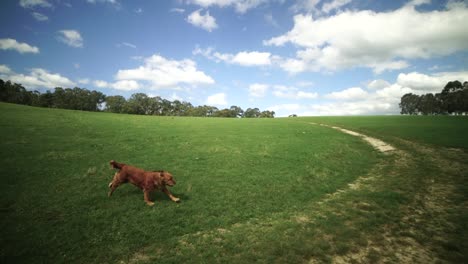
xmin=249 ymin=83 xmax=269 ymax=97
xmin=117 ymin=42 xmax=137 ymax=49
xmin=93 ymin=80 xmax=109 ymax=88
xmin=188 ymin=0 xmax=266 ymax=13
xmin=273 ymin=85 xmax=318 ymax=99
xmin=0 ymin=38 xmax=39 ymax=54
xmin=194 ymin=47 xmax=272 ymax=66
xmin=170 ymin=8 xmax=185 ymax=13
xmin=0 ymin=67 xmax=75 ymax=89
xmin=19 ymin=0 xmax=52 ymax=9
xmin=322 ymin=0 xmax=352 ymax=14
xmin=32 ymin=12 xmax=48 ymax=21
xmin=57 ymin=30 xmax=83 ymax=48
xmin=367 ymin=79 xmax=391 ymax=90
xmin=187 ymin=9 xmax=218 ymax=32
xmin=265 ymin=4 xmax=468 ymax=74
xmin=325 ymin=87 xmax=368 ymax=100
xmin=404 ymin=0 xmax=431 ymax=8
xmin=396 ymin=71 xmax=468 ymax=93
xmin=78 ymin=78 xmax=90 ymax=85
xmin=115 ymin=54 xmax=214 ymax=89
xmin=230 ymin=51 xmax=272 ymax=66
xmin=267 ymin=103 xmax=302 ymax=114
xmin=87 ymin=0 xmax=120 ymax=6
xmin=271 ymin=70 xmax=468 ymax=117
xmin=170 ymin=92 xmax=183 ymax=101
xmin=305 ymin=101 xmax=395 ymax=116
xmin=0 ymin=65 xmax=13 ymax=75
xmin=206 ymin=93 xmax=227 ymax=106
xmin=112 ymin=80 xmax=140 ymax=91
xmin=93 ymin=79 xmax=140 ymax=91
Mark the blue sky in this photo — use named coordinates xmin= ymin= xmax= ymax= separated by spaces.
xmin=1 ymin=0 xmax=467 ymax=116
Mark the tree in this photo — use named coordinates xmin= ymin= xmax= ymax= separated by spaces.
xmin=260 ymin=110 xmax=275 ymax=118
xmin=105 ymin=95 xmax=126 ymax=113
xmin=244 ymin=108 xmax=260 ymax=118
xmin=229 ymin=105 xmax=244 ymax=118
xmin=399 ymin=93 xmax=420 ymax=115
xmin=441 ymin=80 xmax=463 ymax=94
xmin=124 ymin=93 xmax=151 ymax=115
xmin=418 ymin=93 xmax=440 ymax=115
xmin=0 ymin=78 xmax=278 ymax=118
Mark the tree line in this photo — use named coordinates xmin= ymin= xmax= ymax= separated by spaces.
xmin=399 ymin=80 xmax=468 ymax=115
xmin=0 ymin=79 xmax=275 ymax=118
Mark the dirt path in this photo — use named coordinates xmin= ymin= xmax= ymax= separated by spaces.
xmin=310 ymin=122 xmax=396 ymax=153
xmin=309 ymin=123 xmax=466 ymax=263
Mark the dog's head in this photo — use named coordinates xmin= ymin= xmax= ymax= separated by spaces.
xmin=158 ymin=171 xmax=176 ymax=187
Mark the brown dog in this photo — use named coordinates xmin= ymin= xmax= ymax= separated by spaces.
xmin=108 ymin=160 xmax=180 ymax=206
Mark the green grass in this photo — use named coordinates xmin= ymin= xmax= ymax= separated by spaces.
xmin=1 ymin=103 xmax=467 ymax=263
xmin=299 ymin=115 xmax=468 ymax=149
xmin=0 ymin=103 xmax=379 ymax=263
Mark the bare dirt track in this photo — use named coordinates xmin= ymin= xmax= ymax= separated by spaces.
xmin=309 ymin=122 xmax=396 ymax=153
xmin=309 ymin=122 xmax=467 ymax=263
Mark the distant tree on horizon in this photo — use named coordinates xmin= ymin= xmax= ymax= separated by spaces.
xmin=399 ymin=80 xmax=468 ymax=115
xmin=0 ymin=78 xmax=275 ymax=118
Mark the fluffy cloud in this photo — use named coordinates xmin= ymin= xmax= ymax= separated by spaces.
xmin=187 ymin=9 xmax=218 ymax=32
xmin=206 ymin=93 xmax=227 ymax=106
xmin=19 ymin=0 xmax=52 ymax=9
xmin=230 ymin=51 xmax=272 ymax=66
xmin=266 ymin=3 xmax=468 ymax=74
xmin=57 ymin=30 xmax=83 ymax=48
xmin=93 ymin=80 xmax=140 ymax=91
xmin=170 ymin=8 xmax=185 ymax=13
xmin=87 ymin=0 xmax=120 ymax=6
xmin=0 ymin=66 xmax=75 ymax=89
xmin=115 ymin=54 xmax=214 ymax=89
xmin=117 ymin=42 xmax=137 ymax=49
xmin=322 ymin=0 xmax=352 ymax=14
xmin=273 ymin=85 xmax=318 ymax=100
xmin=267 ymin=104 xmax=303 ymax=115
xmin=194 ymin=47 xmax=272 ymax=66
xmin=367 ymin=79 xmax=391 ymax=90
xmin=249 ymin=83 xmax=269 ymax=97
xmin=269 ymin=70 xmax=468 ymax=116
xmin=0 ymin=65 xmax=13 ymax=75
xmin=396 ymin=71 xmax=468 ymax=93
xmin=188 ymin=0 xmax=266 ymax=13
xmin=32 ymin=12 xmax=48 ymax=21
xmin=0 ymin=38 xmax=39 ymax=54
xmin=325 ymin=87 xmax=368 ymax=100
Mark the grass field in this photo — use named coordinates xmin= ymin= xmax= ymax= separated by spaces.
xmin=1 ymin=102 xmax=467 ymax=263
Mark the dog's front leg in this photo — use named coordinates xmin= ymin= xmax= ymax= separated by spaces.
xmin=143 ymin=190 xmax=155 ymax=206
xmin=108 ymin=172 xmax=122 ymax=197
xmin=162 ymin=187 xmax=180 ymax=203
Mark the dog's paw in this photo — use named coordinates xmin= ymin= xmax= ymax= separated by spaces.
xmin=146 ymin=201 xmax=155 ymax=206
xmin=173 ymin=198 xmax=181 ymax=203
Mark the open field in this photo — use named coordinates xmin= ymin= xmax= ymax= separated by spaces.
xmin=1 ymin=103 xmax=467 ymax=263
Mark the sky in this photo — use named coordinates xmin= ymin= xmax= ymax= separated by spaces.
xmin=1 ymin=0 xmax=468 ymax=116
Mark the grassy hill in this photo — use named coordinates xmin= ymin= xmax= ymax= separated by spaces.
xmin=1 ymin=103 xmax=466 ymax=263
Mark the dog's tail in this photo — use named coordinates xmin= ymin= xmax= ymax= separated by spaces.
xmin=110 ymin=160 xmax=125 ymax=170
